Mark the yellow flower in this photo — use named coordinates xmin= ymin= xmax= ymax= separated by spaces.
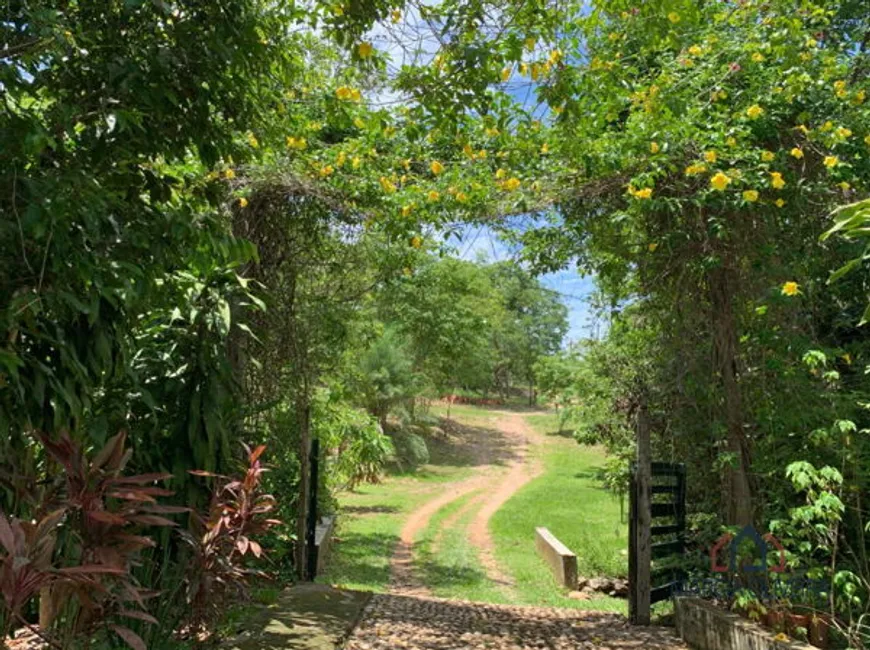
xmin=320 ymin=165 xmax=334 ymax=177
xmin=485 ymin=127 xmax=500 ymax=137
xmin=379 ymin=176 xmax=397 ymax=193
xmin=839 ymin=181 xmax=851 ymax=190
xmin=410 ymin=235 xmax=422 ymax=249
xmin=540 ymin=143 xmax=549 ymax=154
xmin=704 ymin=150 xmax=718 ymax=163
xmin=456 ymin=191 xmax=468 ymax=202
xmin=746 ymin=104 xmax=764 ymax=119
xmin=495 ymin=168 xmax=507 ymax=179
xmin=357 ymin=42 xmax=374 ymax=58
xmin=337 ymin=151 xmax=347 ymax=167
xmin=548 ymin=49 xmax=562 ymax=65
xmin=836 ymin=126 xmax=852 ymax=138
xmin=503 ymin=177 xmax=521 ymax=191
xmin=478 ymin=149 xmax=488 ymax=159
xmin=403 ymin=158 xmax=412 ymax=170
xmin=501 ymin=67 xmax=511 ymax=82
xmin=751 ymin=52 xmax=765 ymax=63
xmin=648 ymin=242 xmax=659 ymax=252
xmin=350 ymin=88 xmax=361 ymax=102
xmin=463 ymin=143 xmax=475 ymax=158
xmin=688 ymin=45 xmax=703 ymax=56
xmin=790 ymin=147 xmax=804 ymax=159
xmin=631 ymin=187 xmax=653 ymax=199
xmin=685 ymin=163 xmax=707 ymax=176
xmin=797 ymin=124 xmax=810 ymax=134
xmin=430 ymin=160 xmax=444 ymax=175
xmin=650 ymin=141 xmax=660 ymax=154
xmin=224 ymin=169 xmax=236 ymax=180
xmin=843 ymin=352 xmax=853 ymax=365
xmin=401 ymin=204 xmax=414 ymax=217
xmin=353 ymin=117 xmax=366 ymax=129
xmin=427 ymin=190 xmax=440 ymax=202
xmin=711 ymin=172 xmax=731 ymax=191
xmin=668 ymin=11 xmax=681 ymax=23
xmin=726 ymin=136 xmax=737 ymax=147
xmin=246 ymin=132 xmax=259 ymax=148
xmin=391 ymin=9 xmax=401 ymax=22
xmin=336 ymin=86 xmax=353 ymax=100
xmin=824 ymin=155 xmax=839 ymax=168
xmin=238 ymin=197 xmax=248 ymax=208
xmin=743 ymin=189 xmax=759 ymax=202
xmin=854 ymin=90 xmax=866 ymax=104
xmin=781 ymin=281 xmax=800 ymax=297
xmin=834 ymin=80 xmax=847 ymax=97
xmin=821 ymin=120 xmax=833 ymax=132
xmin=770 ymin=172 xmax=786 ymax=189
xmin=352 ymin=156 xmax=361 ymax=169
xmin=761 ymin=150 xmax=775 ymax=162
xmin=520 ymin=63 xmax=529 ymax=76
xmin=775 ymin=198 xmax=785 ymax=208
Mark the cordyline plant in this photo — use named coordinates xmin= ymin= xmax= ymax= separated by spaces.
xmin=180 ymin=443 xmax=280 ymax=633
xmin=1 ymin=431 xmax=182 ymax=650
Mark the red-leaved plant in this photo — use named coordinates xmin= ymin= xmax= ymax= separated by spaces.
xmin=0 ymin=431 xmax=182 ymax=650
xmin=180 ymin=443 xmax=280 ymax=632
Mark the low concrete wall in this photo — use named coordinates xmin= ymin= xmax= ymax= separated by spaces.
xmin=534 ymin=527 xmax=577 ymax=588
xmin=674 ymin=597 xmax=813 ymax=650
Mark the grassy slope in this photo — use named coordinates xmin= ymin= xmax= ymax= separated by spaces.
xmin=316 ymin=405 xmax=498 ymax=592
xmin=490 ymin=411 xmax=628 ymax=612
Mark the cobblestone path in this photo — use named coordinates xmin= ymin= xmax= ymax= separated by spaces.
xmin=344 ymin=593 xmax=688 ymax=650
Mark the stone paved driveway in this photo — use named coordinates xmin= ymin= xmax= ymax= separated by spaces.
xmin=344 ymin=593 xmax=688 ymax=649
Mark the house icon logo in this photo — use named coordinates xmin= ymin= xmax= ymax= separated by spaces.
xmin=710 ymin=525 xmax=786 ymax=574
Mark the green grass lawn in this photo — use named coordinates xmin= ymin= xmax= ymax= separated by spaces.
xmin=490 ymin=411 xmax=628 ymax=612
xmin=316 ymin=475 xmax=446 ymax=592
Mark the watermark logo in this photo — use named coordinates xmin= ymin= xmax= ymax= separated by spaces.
xmin=675 ymin=524 xmax=826 ymax=605
xmin=710 ymin=525 xmax=787 ymax=574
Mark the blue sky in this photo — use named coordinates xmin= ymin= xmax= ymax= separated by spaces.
xmin=449 ymin=224 xmax=599 ymax=344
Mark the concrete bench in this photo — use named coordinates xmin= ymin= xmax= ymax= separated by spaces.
xmin=535 ymin=527 xmax=578 ymax=588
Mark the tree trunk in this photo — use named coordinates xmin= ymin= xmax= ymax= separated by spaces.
xmin=708 ymin=266 xmax=754 ymax=526
xmin=295 ymin=396 xmax=311 ymax=579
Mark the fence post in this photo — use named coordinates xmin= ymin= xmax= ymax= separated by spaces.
xmin=630 ymin=403 xmax=652 ymax=625
xmin=305 ymin=438 xmax=320 ymax=581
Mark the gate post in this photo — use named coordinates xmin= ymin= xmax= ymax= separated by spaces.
xmin=629 ymin=403 xmax=652 ymax=625
xmin=305 ymin=438 xmax=320 ymax=581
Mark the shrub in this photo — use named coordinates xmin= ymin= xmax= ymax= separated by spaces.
xmin=393 ymin=432 xmax=430 ymax=469
xmin=1 ymin=431 xmax=178 ymax=649
xmin=181 ymin=443 xmax=280 ymax=633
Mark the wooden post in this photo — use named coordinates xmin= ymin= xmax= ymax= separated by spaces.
xmin=630 ymin=402 xmax=652 ymax=625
